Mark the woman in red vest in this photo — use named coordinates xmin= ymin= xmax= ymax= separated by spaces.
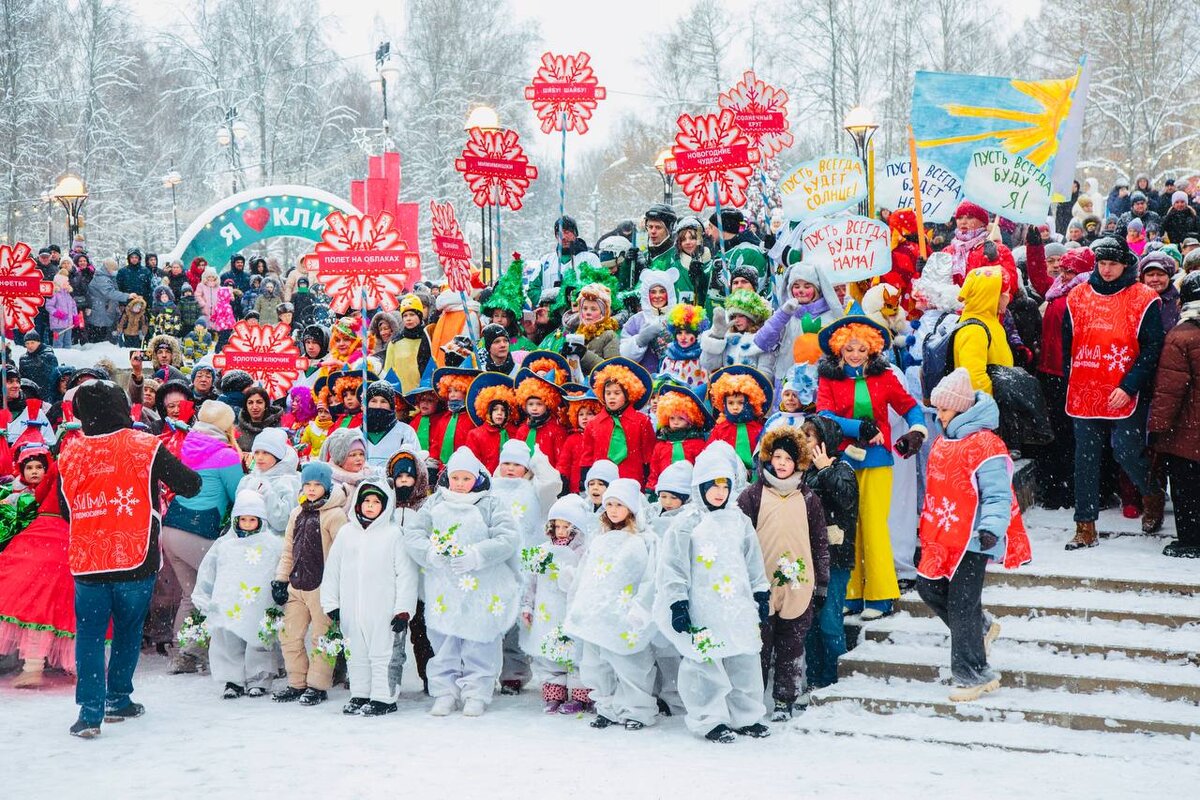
xmin=917 ymin=368 xmax=1030 ymax=703
xmin=1062 ymin=236 xmax=1165 ymax=549
xmin=579 ymin=357 xmax=655 ymax=484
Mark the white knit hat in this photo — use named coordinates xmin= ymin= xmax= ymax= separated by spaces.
xmin=930 ymin=367 xmax=977 ymax=413
xmin=197 ymin=400 xmax=235 ymax=433
xmin=546 ymin=495 xmax=592 ymax=533
xmin=655 ymin=461 xmax=693 ymax=496
xmin=602 ymin=478 xmax=643 ymax=518
xmin=231 ymin=490 xmax=267 ymax=520
xmin=498 ymin=439 xmax=532 ymax=469
xmin=251 ymin=427 xmax=290 ymax=463
xmin=446 ymin=446 xmax=487 ymax=478
xmin=693 ymin=445 xmax=735 ymax=487
xmin=585 ymin=459 xmax=618 ymax=486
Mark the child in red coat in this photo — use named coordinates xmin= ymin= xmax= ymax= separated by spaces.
xmin=707 ymin=365 xmax=773 ymax=474
xmin=580 ymin=357 xmax=656 ymax=484
xmin=465 ymin=372 xmax=520 ymax=473
xmin=558 ymin=385 xmax=602 ymax=494
xmin=647 ymin=384 xmax=710 ymax=493
xmin=429 ymin=368 xmax=478 ymax=470
xmin=514 ymin=353 xmax=569 ymax=457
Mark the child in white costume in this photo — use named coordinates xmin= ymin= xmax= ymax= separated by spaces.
xmin=580 ymin=459 xmax=618 ymax=516
xmin=519 ymin=494 xmax=592 ymax=713
xmin=238 ymin=428 xmax=302 ymax=535
xmin=565 ymin=478 xmax=659 ymax=730
xmin=403 ymin=447 xmax=520 ymax=717
xmin=644 ymin=459 xmax=692 ymax=716
xmin=321 ymin=479 xmax=419 ymax=716
xmin=654 ymin=446 xmax=771 ymax=743
xmin=191 ymin=491 xmax=283 ymax=698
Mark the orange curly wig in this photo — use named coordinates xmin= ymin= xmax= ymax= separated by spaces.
xmin=474 ymin=385 xmax=518 ymax=423
xmin=516 ymin=376 xmax=561 ymax=412
xmin=591 ymin=365 xmax=646 ymax=406
xmin=710 ymin=373 xmax=767 ymax=417
xmin=437 ymin=374 xmax=473 ymax=399
xmin=318 ymin=374 xmax=363 ymax=406
xmin=827 ymin=323 xmax=886 ymax=357
xmin=526 ymin=357 xmax=568 ymax=385
xmin=566 ymin=397 xmax=601 ymax=430
xmin=655 ymin=391 xmax=706 ymax=429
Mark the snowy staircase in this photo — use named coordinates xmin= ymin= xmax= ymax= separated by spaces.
xmin=801 ymin=524 xmax=1200 ymax=751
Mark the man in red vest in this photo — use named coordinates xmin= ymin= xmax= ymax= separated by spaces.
xmin=1063 ymin=236 xmax=1165 ymax=550
xmin=58 ymin=380 xmax=201 ymax=739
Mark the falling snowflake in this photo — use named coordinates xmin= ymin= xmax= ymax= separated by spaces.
xmin=305 ymin=211 xmax=419 ymax=314
xmin=243 ymin=546 xmax=263 ymax=566
xmin=717 ymin=70 xmax=794 ymax=159
xmin=696 ymin=544 xmax=719 ymax=569
xmin=524 ymin=51 xmax=606 ymax=134
xmin=593 ymin=560 xmax=613 ymax=581
xmin=1103 ymin=344 xmax=1132 ymax=373
xmin=713 ymin=575 xmax=738 ymax=599
xmin=455 ymin=128 xmax=539 ymax=211
xmin=931 ymin=498 xmax=960 ymax=532
xmin=0 ymin=242 xmax=51 ymax=334
xmin=216 ymin=321 xmax=306 ymax=400
xmin=667 ymin=109 xmax=760 ymax=212
xmin=430 ymin=200 xmax=473 ymax=292
xmin=110 ymin=487 xmax=136 ymax=517
xmin=458 ymin=575 xmax=479 ymax=593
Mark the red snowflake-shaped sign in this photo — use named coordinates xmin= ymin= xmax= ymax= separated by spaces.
xmin=212 ymin=321 xmax=308 ymax=400
xmin=717 ymin=70 xmax=794 ymax=160
xmin=455 ymin=128 xmax=539 ymax=211
xmin=304 ymin=211 xmax=421 ymax=314
xmin=0 ymin=242 xmax=52 ymax=334
xmin=524 ymin=51 xmax=606 ymax=135
xmin=664 ymin=109 xmax=761 ymax=212
xmin=430 ymin=200 xmax=474 ymax=293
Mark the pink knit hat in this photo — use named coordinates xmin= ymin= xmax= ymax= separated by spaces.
xmin=930 ymin=368 xmax=976 ymax=413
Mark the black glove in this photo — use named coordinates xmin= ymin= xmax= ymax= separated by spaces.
xmin=754 ymin=590 xmax=771 ymax=624
xmin=669 ymin=600 xmax=692 ymax=634
xmin=270 ymin=580 xmax=289 ymax=606
xmin=812 ymin=591 xmax=827 ymax=613
xmin=391 ymin=613 xmax=410 ymax=634
xmin=978 ymin=530 xmax=999 ymax=551
xmin=561 ymin=340 xmax=586 ymax=358
xmin=858 ymin=419 xmax=880 ymax=442
xmin=624 ymin=246 xmax=639 ymax=267
xmin=894 ymin=430 xmax=925 ymax=459
xmin=327 ymin=608 xmax=340 ymax=623
xmin=1025 ymin=224 xmax=1043 ymax=247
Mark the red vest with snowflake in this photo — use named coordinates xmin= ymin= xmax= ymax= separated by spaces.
xmin=1065 ymin=282 xmax=1158 ymax=420
xmin=917 ymin=430 xmax=1030 ymax=581
xmin=60 ymin=428 xmax=161 ymax=576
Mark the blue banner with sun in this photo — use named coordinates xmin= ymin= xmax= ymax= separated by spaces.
xmin=912 ymin=61 xmax=1088 ymax=197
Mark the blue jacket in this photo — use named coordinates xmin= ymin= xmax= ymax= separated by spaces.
xmin=86 ymin=269 xmax=131 ymax=328
xmin=162 ymin=426 xmax=243 ymax=539
xmin=939 ymin=392 xmax=1013 ymax=560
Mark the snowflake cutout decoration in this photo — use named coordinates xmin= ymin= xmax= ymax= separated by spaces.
xmin=215 ymin=321 xmax=306 ymax=400
xmin=110 ymin=487 xmax=136 ymax=517
xmin=0 ymin=242 xmax=51 ymax=334
xmin=696 ymin=544 xmax=718 ymax=569
xmin=718 ymin=70 xmax=794 ymax=159
xmin=430 ymin=200 xmax=473 ymax=292
xmin=244 ymin=546 xmax=263 ymax=566
xmin=931 ymin=498 xmax=960 ymax=532
xmin=1103 ymin=344 xmax=1132 ymax=373
xmin=666 ymin=109 xmax=761 ymax=212
xmin=306 ymin=211 xmax=418 ymax=314
xmin=455 ymin=128 xmax=539 ymax=211
xmin=525 ymin=51 xmax=606 ymax=134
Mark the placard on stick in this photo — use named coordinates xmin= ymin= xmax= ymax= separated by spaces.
xmin=212 ymin=320 xmax=308 ymax=400
xmin=875 ymin=158 xmax=963 ymax=224
xmin=963 ymin=147 xmax=1052 ymax=225
xmin=778 ymin=155 xmax=867 ymax=223
xmin=663 ymin=109 xmax=761 ymax=212
xmin=717 ymin=70 xmax=794 ymax=159
xmin=455 ymin=129 xmax=539 ymax=211
xmin=525 ymin=51 xmax=606 ymax=134
xmin=430 ymin=200 xmax=474 ymax=293
xmin=801 ymin=215 xmax=891 ymax=283
xmin=0 ymin=242 xmax=52 ymax=334
xmin=304 ymin=211 xmax=421 ymax=314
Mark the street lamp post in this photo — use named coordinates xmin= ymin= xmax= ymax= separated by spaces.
xmin=217 ymin=107 xmax=250 ymax=195
xmin=653 ymin=148 xmax=674 ymax=206
xmin=465 ymin=105 xmax=501 ymax=283
xmin=374 ymin=42 xmax=401 ymax=147
xmin=843 ymin=105 xmax=879 ymax=216
xmin=49 ymin=174 xmax=88 ymax=243
xmin=163 ymin=167 xmax=183 ymax=243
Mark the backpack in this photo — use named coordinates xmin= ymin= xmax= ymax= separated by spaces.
xmin=920 ymin=317 xmax=990 ymax=403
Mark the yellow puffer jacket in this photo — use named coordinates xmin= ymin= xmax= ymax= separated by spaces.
xmin=953 ymin=268 xmax=1013 ymax=395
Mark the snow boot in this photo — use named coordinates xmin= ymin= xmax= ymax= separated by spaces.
xmin=222 ymin=683 xmax=245 ymax=699
xmin=429 ymin=696 xmax=457 ymax=716
xmin=984 ymin=619 xmax=1002 ymax=655
xmin=462 ymin=698 xmax=486 ymax=717
xmin=948 ymin=675 xmax=1001 ymax=702
xmin=770 ymin=701 xmax=793 ymax=722
xmin=1163 ymin=541 xmax=1200 ymax=558
xmin=1141 ymin=492 xmax=1166 ymax=534
xmin=343 ymin=697 xmax=369 ymax=715
xmin=705 ymin=724 xmax=737 ymax=743
xmin=558 ymin=700 xmax=584 ymax=714
xmin=12 ymin=662 xmax=44 ymax=689
xmin=656 ymin=697 xmax=673 ymax=716
xmin=590 ymin=714 xmax=615 ymax=729
xmin=1065 ymin=521 xmax=1098 ymax=550
xmin=499 ymin=680 xmax=522 ymax=696
xmin=297 ymin=688 xmax=327 ymax=706
xmin=737 ymin=722 xmax=771 ymax=738
xmin=362 ymin=700 xmax=398 ymax=717
xmin=168 ymin=652 xmax=200 ymax=674
xmin=69 ymin=719 xmax=101 ymax=739
xmin=104 ymin=702 xmax=145 ymax=723
xmin=624 ymin=719 xmax=645 ymax=731
xmin=246 ymin=687 xmax=267 ymax=698
xmin=273 ymin=685 xmax=305 ymax=703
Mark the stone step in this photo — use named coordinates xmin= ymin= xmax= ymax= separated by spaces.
xmin=861 ymin=613 xmax=1200 ymax=664
xmin=838 ymin=638 xmax=1200 ymax=702
xmin=985 ymin=569 xmax=1200 ymax=596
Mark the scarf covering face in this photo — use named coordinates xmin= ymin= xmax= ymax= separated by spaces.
xmin=665 ymin=339 xmax=702 ymax=361
xmin=949 ymin=228 xmax=989 ymax=278
xmin=1046 ymin=270 xmax=1091 ymax=302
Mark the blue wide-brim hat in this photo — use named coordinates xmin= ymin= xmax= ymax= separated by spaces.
xmin=816 ymin=301 xmax=893 ymax=357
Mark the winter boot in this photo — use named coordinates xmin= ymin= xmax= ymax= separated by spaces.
xmin=168 ymin=652 xmax=200 ymax=674
xmin=343 ymin=697 xmax=369 ymax=715
xmin=542 ymin=682 xmax=566 ymax=713
xmin=499 ymin=680 xmax=522 ymax=696
xmin=1141 ymin=492 xmax=1166 ymax=534
xmin=246 ymin=687 xmax=267 ymax=698
xmin=984 ymin=619 xmax=1002 ymax=655
xmin=429 ymin=696 xmax=457 ymax=716
xmin=736 ymin=722 xmax=771 ymax=738
xmin=222 ymin=683 xmax=245 ymax=699
xmin=273 ymin=685 xmax=306 ymax=703
xmin=558 ymin=699 xmax=583 ymax=714
xmin=949 ymin=674 xmax=1001 ymax=703
xmin=12 ymin=660 xmax=44 ymax=689
xmin=770 ymin=701 xmax=793 ymax=722
xmin=104 ymin=702 xmax=145 ymax=723
xmin=297 ymin=688 xmax=327 ymax=706
xmin=624 ymin=719 xmax=645 ymax=731
xmin=1065 ymin=521 xmax=1098 ymax=550
xmin=69 ymin=718 xmax=102 ymax=739
xmin=1163 ymin=541 xmax=1200 ymax=558
xmin=656 ymin=697 xmax=673 ymax=716
xmin=560 ymin=687 xmax=590 ymax=715
xmin=590 ymin=714 xmax=615 ymax=729
xmin=362 ymin=700 xmax=398 ymax=717
xmin=462 ymin=698 xmax=486 ymax=717
xmin=705 ymin=724 xmax=737 ymax=743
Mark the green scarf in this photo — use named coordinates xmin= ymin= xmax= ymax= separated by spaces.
xmin=416 ymin=415 xmax=430 ymax=450
xmin=734 ymin=422 xmax=753 ymax=468
xmin=526 ymin=428 xmax=538 ymax=449
xmin=852 ymin=371 xmax=873 ymax=421
xmin=439 ymin=412 xmax=459 ymax=464
xmin=606 ymin=412 xmax=628 ymax=464
xmin=671 ymin=440 xmax=685 ymax=462
xmin=499 ymin=427 xmax=509 ymax=447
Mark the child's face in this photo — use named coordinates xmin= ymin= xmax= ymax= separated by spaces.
xmin=648 ymin=286 xmax=668 ymax=309
xmin=771 ymin=449 xmax=796 ymax=479
xmin=525 ymin=397 xmax=546 ymax=417
xmin=315 ymin=407 xmax=332 ymax=423
xmin=803 ymin=426 xmax=821 ymax=453
xmin=448 ymin=386 xmax=466 ymax=403
xmin=587 ymin=480 xmax=607 ymax=502
xmin=254 ymin=451 xmax=279 ymax=472
xmin=21 ymin=460 xmax=45 ymax=486
xmin=497 ymin=462 xmax=528 ymax=479
xmin=937 ymin=406 xmax=959 ymax=430
xmin=704 ymin=482 xmax=730 ymax=508
xmin=841 ymin=340 xmax=870 ymax=368
xmin=416 ymin=395 xmax=438 ymax=415
xmin=658 ymin=492 xmax=682 ymax=511
xmin=603 ymin=383 xmax=626 ymax=411
xmin=791 ymin=279 xmax=817 ymax=302
xmin=668 ymin=414 xmax=690 ymax=431
xmin=342 ymin=392 xmax=361 ymax=411
xmin=488 ymin=404 xmax=509 ymax=426
xmin=359 ymin=494 xmax=384 ymax=520
xmin=303 ymin=481 xmax=327 ymax=501
xmin=551 ymin=520 xmax=575 ymax=541
xmin=237 ymin=515 xmax=260 ymax=532
xmin=341 ymin=449 xmax=366 ymax=472
xmin=279 ymin=312 xmax=293 ymax=325
xmin=305 ymin=340 xmax=321 ymax=357
xmin=579 ymin=299 xmax=603 ymax=324
xmin=367 ymin=395 xmax=393 ymax=410
xmin=604 ymin=500 xmax=631 ymax=526
xmin=725 ymin=394 xmax=746 ymax=415
xmin=576 ymin=406 xmax=596 ymax=428
xmin=781 ymin=389 xmax=801 ymax=412
xmin=394 ymin=473 xmax=416 ymax=489
xmin=448 ymin=470 xmax=475 ymax=493
xmin=730 ymin=314 xmax=751 ymax=332
xmin=402 ymin=311 xmax=421 ymax=329
xmin=675 ymin=330 xmax=696 ymax=348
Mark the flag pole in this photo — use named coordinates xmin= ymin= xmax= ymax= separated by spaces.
xmin=907 ymin=126 xmax=929 ymax=260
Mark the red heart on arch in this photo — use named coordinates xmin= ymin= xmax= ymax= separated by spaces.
xmin=243 ymin=207 xmax=270 ymax=232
